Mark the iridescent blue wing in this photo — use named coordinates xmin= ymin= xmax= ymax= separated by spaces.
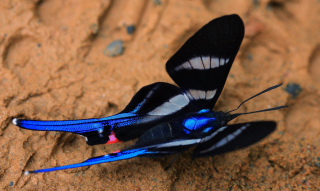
xmin=26 ymin=123 xmax=199 ymax=174
xmin=193 ymin=121 xmax=276 ymax=157
xmin=14 ymin=82 xmax=197 ymax=145
xmin=166 ymin=14 xmax=244 ymax=110
xmin=25 ymin=141 xmax=193 ymax=174
xmin=25 ymin=148 xmax=151 ymax=174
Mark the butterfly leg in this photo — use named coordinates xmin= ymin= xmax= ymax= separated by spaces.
xmin=211 ymin=156 xmax=219 ymax=173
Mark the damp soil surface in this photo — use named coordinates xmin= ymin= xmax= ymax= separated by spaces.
xmin=0 ymin=0 xmax=320 ymax=190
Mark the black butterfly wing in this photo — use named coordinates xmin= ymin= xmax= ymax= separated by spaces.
xmin=166 ymin=14 xmax=245 ymax=109
xmin=193 ymin=121 xmax=276 ymax=158
xmin=113 ymin=82 xmax=198 ymax=142
xmin=14 ymin=82 xmax=197 ymax=145
xmin=121 ymin=82 xmax=195 ymax=115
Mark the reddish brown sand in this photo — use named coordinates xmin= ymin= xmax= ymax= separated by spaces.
xmin=0 ymin=0 xmax=319 ymax=190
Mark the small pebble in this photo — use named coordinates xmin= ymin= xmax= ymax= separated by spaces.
xmin=90 ymin=24 xmax=99 ymax=34
xmin=127 ymin=25 xmax=136 ymax=35
xmin=153 ymin=0 xmax=162 ymax=5
xmin=253 ymin=0 xmax=260 ymax=7
xmin=285 ymin=83 xmax=302 ymax=99
xmin=104 ymin=40 xmax=125 ymax=57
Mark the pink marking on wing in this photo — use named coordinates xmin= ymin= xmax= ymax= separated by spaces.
xmin=106 ymin=131 xmax=123 ymax=144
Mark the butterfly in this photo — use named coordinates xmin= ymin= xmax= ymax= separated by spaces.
xmin=13 ymin=14 xmax=286 ymax=174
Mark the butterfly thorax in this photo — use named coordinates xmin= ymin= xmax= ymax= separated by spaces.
xmin=181 ymin=109 xmax=228 ymax=137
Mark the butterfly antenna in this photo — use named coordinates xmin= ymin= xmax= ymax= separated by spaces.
xmin=225 ymin=84 xmax=288 ymax=122
xmin=164 ymin=153 xmax=183 ymax=170
xmin=227 ymin=105 xmax=288 ymax=121
xmin=226 ymin=84 xmax=284 ymax=114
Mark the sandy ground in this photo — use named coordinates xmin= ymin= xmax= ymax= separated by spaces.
xmin=0 ymin=0 xmax=320 ymax=190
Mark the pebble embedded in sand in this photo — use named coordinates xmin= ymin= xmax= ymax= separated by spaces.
xmin=127 ymin=25 xmax=136 ymax=35
xmin=104 ymin=40 xmax=125 ymax=57
xmin=285 ymin=83 xmax=302 ymax=99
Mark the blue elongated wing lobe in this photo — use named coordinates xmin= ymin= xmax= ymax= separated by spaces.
xmin=26 ymin=117 xmax=206 ymax=174
xmin=27 ymin=148 xmax=151 ymax=174
xmin=27 ymin=132 xmax=199 ymax=174
xmin=193 ymin=121 xmax=277 ymax=158
xmin=14 ymin=82 xmax=196 ymax=145
xmin=166 ymin=14 xmax=245 ymax=110
xmin=13 ymin=117 xmax=108 ymax=133
xmin=13 ymin=113 xmax=139 ymax=145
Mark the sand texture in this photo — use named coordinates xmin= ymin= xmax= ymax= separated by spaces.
xmin=0 ymin=0 xmax=320 ymax=190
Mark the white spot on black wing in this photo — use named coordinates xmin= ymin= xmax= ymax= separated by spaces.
xmin=201 ymin=125 xmax=228 ymax=143
xmin=185 ymin=91 xmax=194 ymax=100
xmin=148 ymin=94 xmax=190 ymax=115
xmin=169 ymin=94 xmax=189 ymax=107
xmin=185 ymin=89 xmax=217 ymax=101
xmin=200 ymin=124 xmax=249 ymax=154
xmin=175 ymin=62 xmax=192 ymax=71
xmin=189 ymin=89 xmax=200 ymax=100
xmin=198 ymin=90 xmax=206 ymax=99
xmin=189 ymin=57 xmax=204 ymax=70
xmin=219 ymin=58 xmax=225 ymax=66
xmin=174 ymin=56 xmax=229 ymax=71
xmin=202 ymin=56 xmax=210 ymax=69
xmin=156 ymin=139 xmax=201 ymax=148
xmin=148 ymin=102 xmax=180 ymax=115
xmin=205 ymin=89 xmax=216 ymax=100
xmin=211 ymin=57 xmax=219 ymax=68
